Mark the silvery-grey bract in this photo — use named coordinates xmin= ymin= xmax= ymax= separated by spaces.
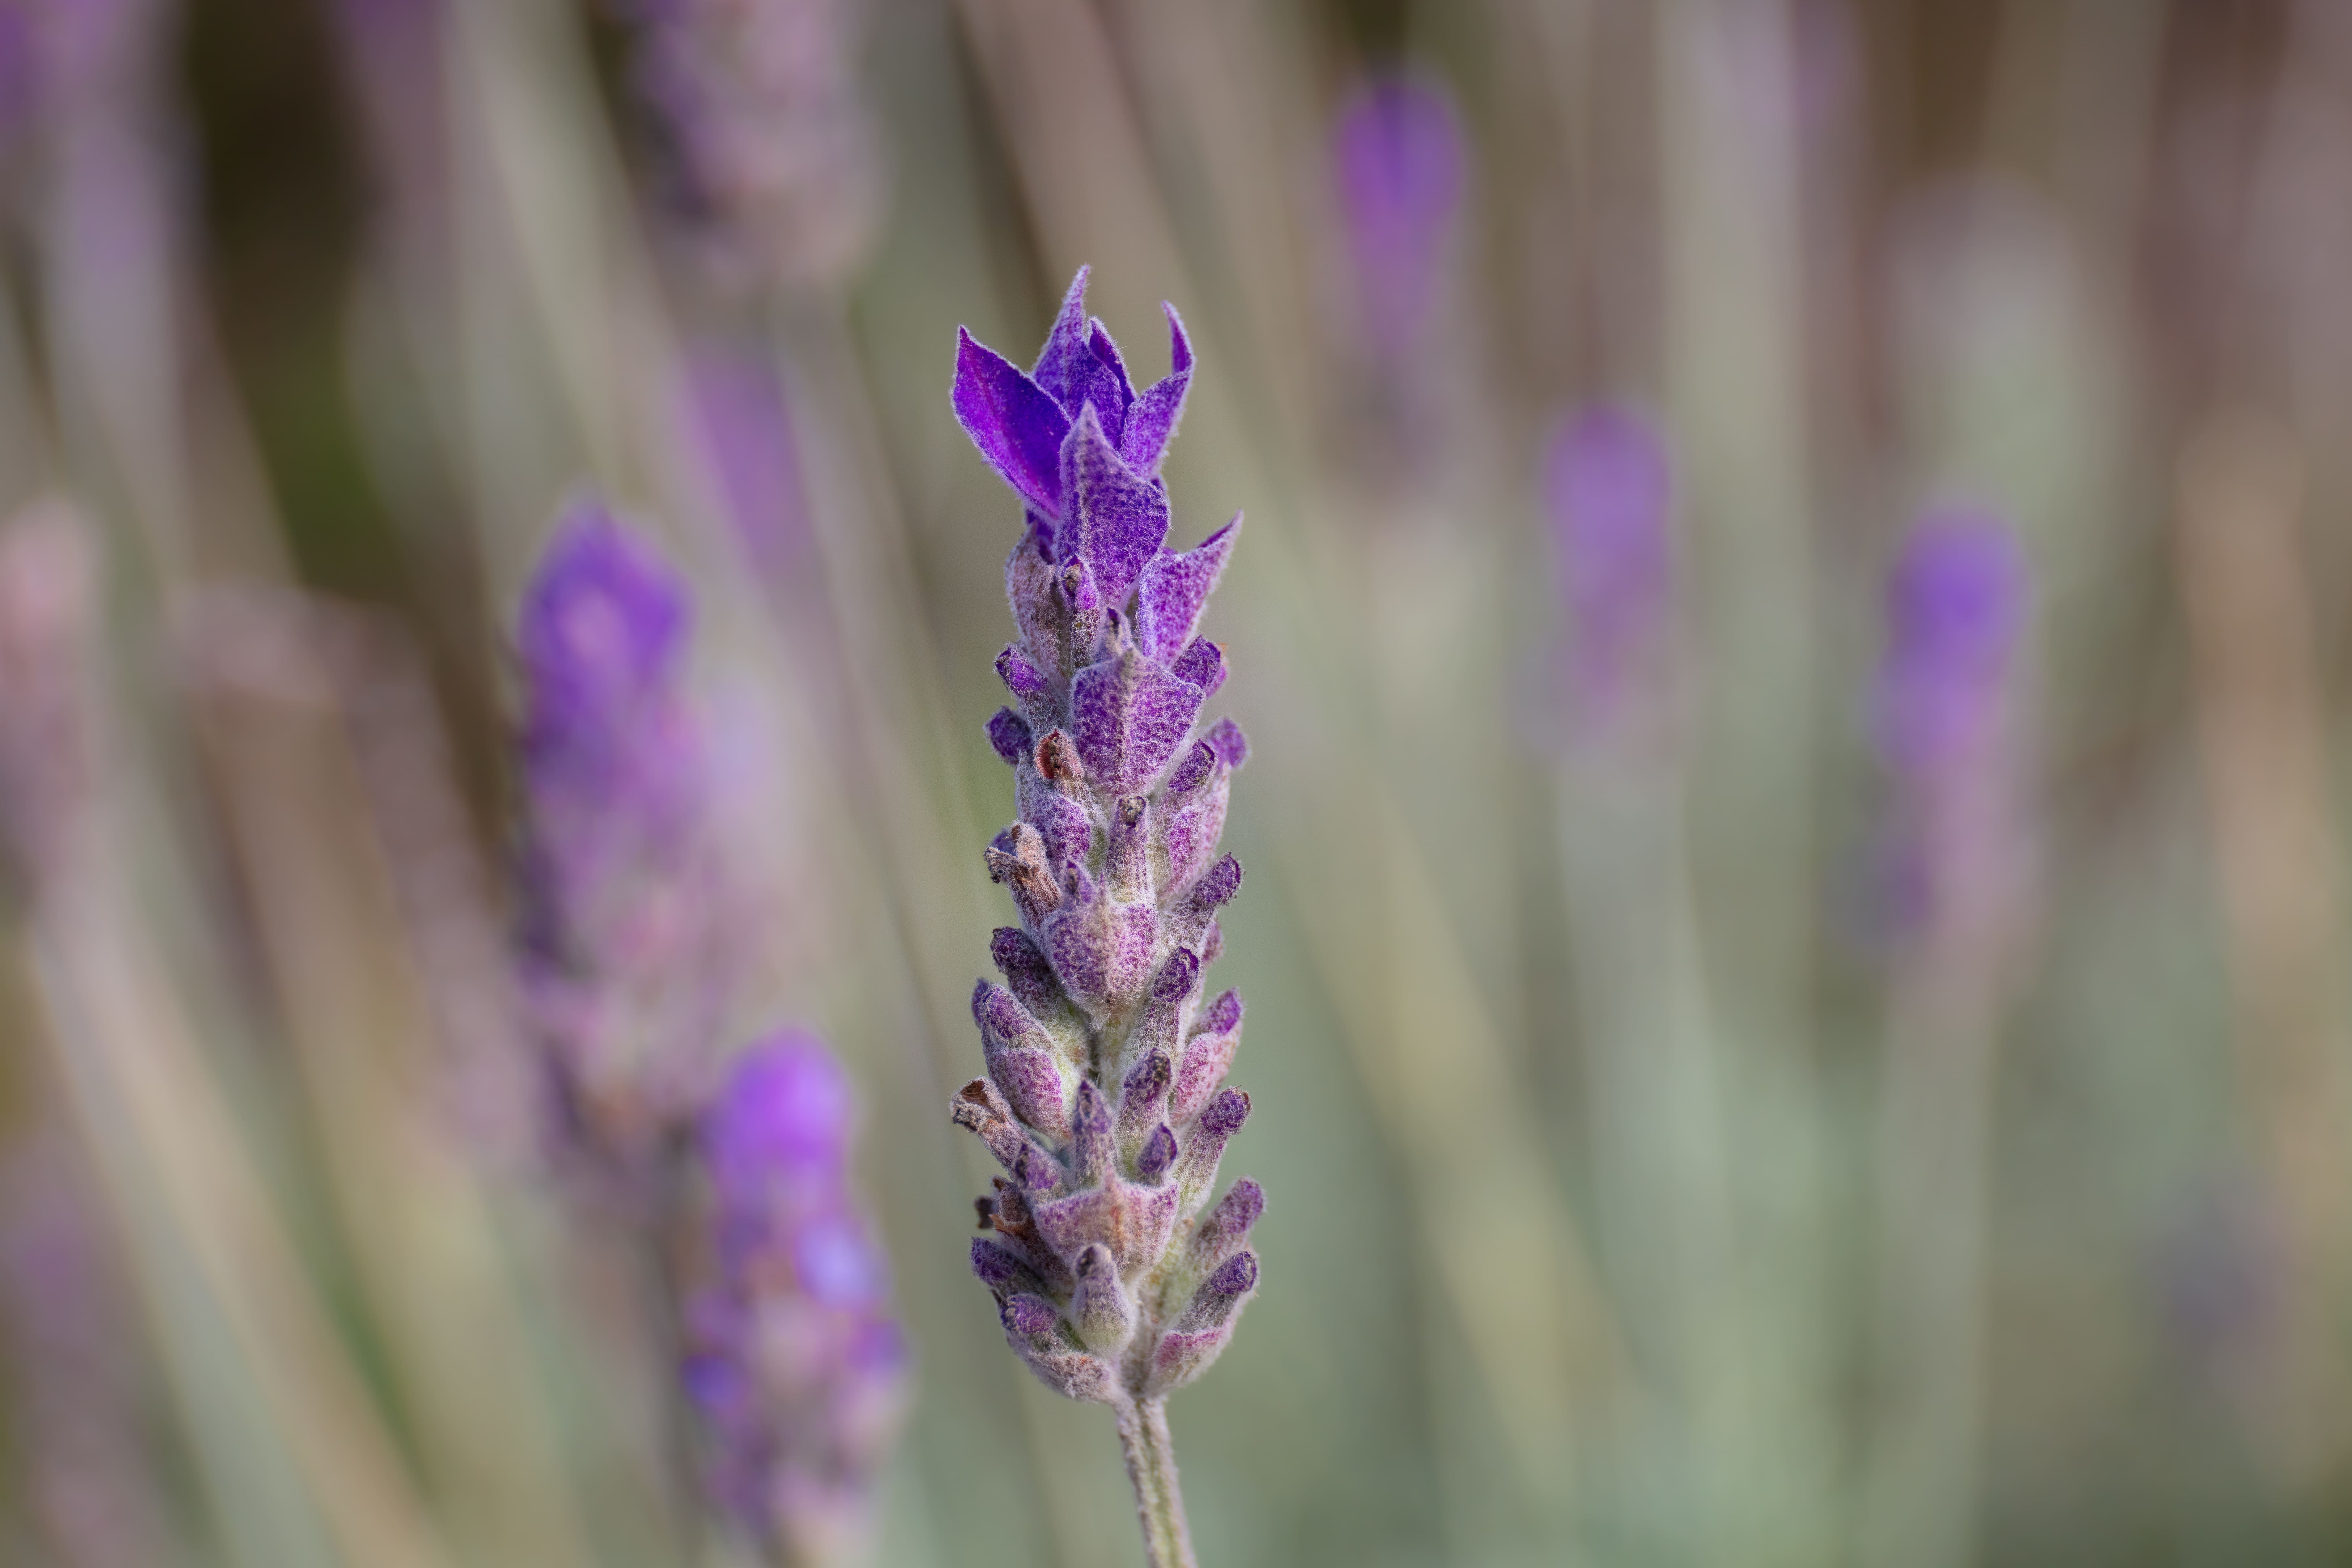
xmin=950 ymin=268 xmax=1262 ymax=1414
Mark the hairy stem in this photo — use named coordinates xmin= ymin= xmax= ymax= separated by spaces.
xmin=1114 ymin=1396 xmax=1197 ymax=1568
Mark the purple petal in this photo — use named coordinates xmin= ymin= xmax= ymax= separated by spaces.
xmin=1151 ymin=947 xmax=1201 ymax=1004
xmin=1031 ymin=273 xmax=1135 ymax=448
xmin=1548 ymin=404 xmax=1674 ymax=723
xmin=1873 ymin=509 xmax=2028 ymax=777
xmin=1200 ymin=1086 xmax=1251 ymax=1139
xmin=1169 ymin=638 xmax=1226 ymax=697
xmin=1162 ymin=770 xmax=1229 ymax=891
xmin=1075 ymin=320 xmax=1138 ymax=447
xmin=1120 ymin=304 xmax=1194 ymax=472
xmin=955 ymin=328 xmax=1070 ymax=517
xmin=987 ymin=1046 xmax=1070 ymax=1141
xmin=519 ymin=503 xmax=690 ymax=747
xmin=1179 ymin=1250 xmax=1257 ymax=1330
xmin=1063 ymin=406 xmax=1171 ymax=611
xmin=971 ymin=980 xmax=1051 ymax=1050
xmin=971 ymin=1237 xmax=1032 ymax=1290
xmin=1186 ymin=854 xmax=1243 ymax=923
xmin=791 ymin=1212 xmax=887 ymax=1307
xmin=1045 ymin=898 xmax=1157 ymax=1013
xmin=990 ymin=927 xmax=1067 ymax=1019
xmin=701 ymin=1031 xmax=854 ymax=1200
xmin=1133 ymin=515 xmax=1238 ymax=661
xmin=1205 ymin=718 xmax=1248 ymax=769
xmin=1165 ymin=741 xmax=1217 ymax=799
xmin=996 ymin=643 xmax=1051 ymax=703
xmin=1003 ymin=1294 xmax=1059 ymax=1337
xmin=1192 ymin=1178 xmax=1263 ymax=1263
xmin=1071 ymin=646 xmax=1206 ymax=794
xmin=1136 ymin=1124 xmax=1178 ymax=1185
xmin=1030 ymin=268 xmax=1094 ymax=405
xmin=986 ymin=707 xmax=1032 ymax=765
xmin=1172 ymin=1026 xmax=1238 ymax=1124
xmin=1333 ymin=73 xmax=1465 ymax=355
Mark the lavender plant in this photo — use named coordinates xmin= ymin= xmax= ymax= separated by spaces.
xmin=1870 ymin=508 xmax=2031 ymax=942
xmin=1332 ymin=73 xmax=1464 ymax=365
xmin=1547 ymin=403 xmax=1674 ymax=740
xmin=514 ymin=501 xmax=747 ymax=1183
xmin=626 ymin=0 xmax=883 ymax=297
xmin=949 ymin=268 xmax=1260 ymax=1568
xmin=683 ymin=1031 xmax=908 ymax=1566
xmin=515 ymin=507 xmax=907 ymax=1562
xmin=1859 ymin=508 xmax=2032 ymax=1568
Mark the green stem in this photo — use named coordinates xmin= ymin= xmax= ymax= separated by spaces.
xmin=1114 ymin=1396 xmax=1198 ymax=1568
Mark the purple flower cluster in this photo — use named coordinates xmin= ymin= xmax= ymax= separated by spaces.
xmin=683 ymin=1032 xmax=908 ymax=1560
xmin=1872 ymin=510 xmax=2027 ymax=782
xmin=1870 ymin=507 xmax=2030 ymax=939
xmin=514 ymin=510 xmax=907 ymax=1550
xmin=1546 ymin=404 xmax=1674 ymax=734
xmin=949 ymin=269 xmax=1262 ymax=1416
xmin=629 ymin=0 xmax=882 ymax=296
xmin=1333 ymin=73 xmax=1464 ymax=361
xmin=514 ymin=502 xmax=742 ymax=1175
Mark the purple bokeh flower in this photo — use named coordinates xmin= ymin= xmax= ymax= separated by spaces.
xmin=682 ymin=345 xmax=807 ymax=582
xmin=1333 ymin=72 xmax=1465 ymax=360
xmin=1547 ymin=404 xmax=1674 ymax=734
xmin=1869 ymin=507 xmax=2031 ymax=943
xmin=951 ymin=267 xmax=1260 ymax=1564
xmin=628 ymin=0 xmax=884 ymax=296
xmin=1872 ymin=510 xmax=2028 ymax=781
xmin=684 ymin=1031 xmax=907 ymax=1560
xmin=514 ymin=500 xmax=742 ymax=1179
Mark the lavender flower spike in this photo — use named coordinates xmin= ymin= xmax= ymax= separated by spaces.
xmin=1872 ymin=511 xmax=2027 ymax=784
xmin=515 ymin=500 xmax=744 ymax=1182
xmin=1333 ymin=72 xmax=1465 ymax=360
xmin=1870 ymin=507 xmax=2030 ymax=940
xmin=952 ymin=273 xmax=1257 ymax=1568
xmin=628 ymin=0 xmax=884 ymax=296
xmin=684 ymin=1032 xmax=908 ymax=1563
xmin=1548 ymin=403 xmax=1674 ymax=738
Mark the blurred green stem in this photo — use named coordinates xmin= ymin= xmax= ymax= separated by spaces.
xmin=1113 ymin=1397 xmax=1196 ymax=1568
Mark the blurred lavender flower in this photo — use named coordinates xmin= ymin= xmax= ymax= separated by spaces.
xmin=683 ymin=1032 xmax=907 ymax=1564
xmin=629 ymin=0 xmax=884 ymax=298
xmin=1 ymin=1133 xmax=171 ymax=1568
xmin=514 ymin=501 xmax=744 ymax=1179
xmin=951 ymin=268 xmax=1257 ymax=1568
xmin=1870 ymin=507 xmax=2030 ymax=940
xmin=1547 ymin=404 xmax=1674 ymax=738
xmin=682 ymin=344 xmax=808 ymax=583
xmin=1333 ymin=72 xmax=1465 ymax=363
xmin=1873 ymin=512 xmax=2027 ymax=781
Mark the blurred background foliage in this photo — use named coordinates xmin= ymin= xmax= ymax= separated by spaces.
xmin=4 ymin=0 xmax=2352 ymax=1565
